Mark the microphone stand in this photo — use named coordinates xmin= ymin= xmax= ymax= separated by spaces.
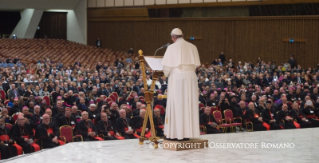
xmin=154 ymin=47 xmax=163 ymax=56
xmin=154 ymin=43 xmax=169 ymax=56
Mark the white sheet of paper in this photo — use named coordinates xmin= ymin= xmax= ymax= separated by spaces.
xmin=144 ymin=57 xmax=163 ymax=71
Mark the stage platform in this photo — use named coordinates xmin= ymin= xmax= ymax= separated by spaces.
xmin=3 ymin=128 xmax=319 ymax=163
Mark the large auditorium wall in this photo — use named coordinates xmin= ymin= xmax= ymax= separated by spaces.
xmin=87 ymin=17 xmax=319 ymax=68
xmin=0 ymin=11 xmax=21 ymax=37
xmin=35 ymin=12 xmax=67 ymax=39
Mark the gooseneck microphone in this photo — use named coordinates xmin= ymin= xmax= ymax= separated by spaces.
xmin=154 ymin=43 xmax=170 ymax=56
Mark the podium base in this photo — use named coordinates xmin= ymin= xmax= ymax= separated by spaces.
xmin=162 ymin=138 xmax=208 ymax=151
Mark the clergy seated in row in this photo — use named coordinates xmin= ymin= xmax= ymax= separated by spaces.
xmin=44 ymin=109 xmax=59 ymax=128
xmin=276 ymin=104 xmax=299 ymax=129
xmin=115 ymin=109 xmax=135 ymax=139
xmin=289 ymin=102 xmax=312 ymax=128
xmin=0 ymin=108 xmax=14 ymax=124
xmin=58 ymin=108 xmax=76 ymax=129
xmin=76 ymin=111 xmax=102 ymax=141
xmin=123 ymin=105 xmax=133 ymax=120
xmin=131 ymin=109 xmax=151 ymax=138
xmin=22 ymin=106 xmax=36 ymax=128
xmin=302 ymin=99 xmax=319 ymax=127
xmin=11 ymin=116 xmax=40 ymax=153
xmin=71 ymin=106 xmax=81 ymax=121
xmin=261 ymin=101 xmax=281 ymax=130
xmin=40 ymin=100 xmax=50 ymax=115
xmin=237 ymin=101 xmax=248 ymax=125
xmin=200 ymin=106 xmax=222 ymax=134
xmin=133 ymin=102 xmax=142 ymax=117
xmin=88 ymin=104 xmax=99 ymax=123
xmin=244 ymin=103 xmax=267 ymax=131
xmin=35 ymin=114 xmax=65 ymax=149
xmin=32 ymin=105 xmax=42 ymax=128
xmin=109 ymin=102 xmax=120 ymax=123
xmin=206 ymin=93 xmax=218 ymax=107
xmin=94 ymin=105 xmax=109 ymax=124
xmin=0 ymin=117 xmax=22 ymax=159
xmin=65 ymin=90 xmax=78 ymax=106
xmin=97 ymin=113 xmax=116 ymax=140
xmin=153 ymin=107 xmax=165 ymax=137
xmin=276 ymin=97 xmax=292 ymax=112
xmin=55 ymin=107 xmax=66 ymax=124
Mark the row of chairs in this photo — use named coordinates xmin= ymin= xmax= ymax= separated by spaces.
xmin=0 ymin=38 xmax=127 ymax=71
xmin=200 ymin=109 xmax=242 ymax=134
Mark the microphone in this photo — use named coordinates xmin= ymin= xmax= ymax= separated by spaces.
xmin=160 ymin=43 xmax=170 ymax=49
xmin=154 ymin=43 xmax=170 ymax=56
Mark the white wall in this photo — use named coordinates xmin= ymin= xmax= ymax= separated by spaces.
xmin=11 ymin=9 xmax=43 ymax=38
xmin=87 ymin=0 xmax=262 ymax=7
xmin=4 ymin=0 xmax=86 ymax=44
xmin=68 ymin=0 xmax=87 ymax=44
xmin=0 ymin=0 xmax=80 ymax=10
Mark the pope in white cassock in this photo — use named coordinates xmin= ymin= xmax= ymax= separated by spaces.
xmin=161 ymin=28 xmax=201 ymax=140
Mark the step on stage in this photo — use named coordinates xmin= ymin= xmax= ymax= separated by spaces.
xmin=4 ymin=128 xmax=319 ymax=163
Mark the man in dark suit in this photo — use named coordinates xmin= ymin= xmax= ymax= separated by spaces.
xmin=79 ymin=83 xmax=89 ymax=95
xmin=115 ymin=109 xmax=135 ymax=139
xmin=94 ymin=79 xmax=101 ymax=88
xmin=47 ymin=82 xmax=55 ymax=93
xmin=261 ymin=101 xmax=280 ymax=130
xmin=77 ymin=97 xmax=89 ymax=111
xmin=256 ymin=74 xmax=267 ymax=87
xmin=293 ymin=73 xmax=304 ymax=84
xmin=219 ymin=52 xmax=225 ymax=64
xmin=8 ymin=84 xmax=19 ymax=101
xmin=18 ymin=83 xmax=27 ymax=96
xmin=133 ymin=81 xmax=141 ymax=94
xmin=288 ymin=55 xmax=296 ymax=69
xmin=65 ymin=90 xmax=78 ymax=106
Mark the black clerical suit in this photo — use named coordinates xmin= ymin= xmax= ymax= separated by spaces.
xmin=109 ymin=110 xmax=119 ymax=123
xmin=11 ymin=123 xmax=35 ymax=153
xmin=115 ymin=117 xmax=135 ymax=139
xmin=276 ymin=110 xmax=296 ymax=129
xmin=261 ymin=108 xmax=280 ymax=130
xmin=0 ymin=127 xmax=19 ymax=159
xmin=131 ymin=116 xmax=150 ymax=137
xmin=97 ymin=120 xmax=115 ymax=140
xmin=35 ymin=123 xmax=60 ymax=149
xmin=58 ymin=115 xmax=77 ymax=129
xmin=76 ymin=120 xmax=98 ymax=141
xmin=244 ymin=110 xmax=267 ymax=131
xmin=153 ymin=115 xmax=165 ymax=137
xmin=200 ymin=113 xmax=222 ymax=134
xmin=289 ymin=109 xmax=312 ymax=128
xmin=303 ymin=106 xmax=319 ymax=127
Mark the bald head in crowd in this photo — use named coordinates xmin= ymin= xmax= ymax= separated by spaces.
xmin=248 ymin=102 xmax=255 ymax=110
xmin=282 ymin=104 xmax=288 ymax=111
xmin=139 ymin=109 xmax=146 ymax=118
xmin=119 ymin=109 xmax=126 ymax=118
xmin=239 ymin=101 xmax=246 ymax=109
xmin=81 ymin=111 xmax=88 ymax=120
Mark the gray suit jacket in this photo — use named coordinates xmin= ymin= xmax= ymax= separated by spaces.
xmin=8 ymin=89 xmax=19 ymax=100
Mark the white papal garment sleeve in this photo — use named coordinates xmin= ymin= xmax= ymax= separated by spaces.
xmin=163 ymin=66 xmax=171 ymax=77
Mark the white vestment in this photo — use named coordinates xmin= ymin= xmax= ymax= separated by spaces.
xmin=161 ymin=38 xmax=201 ymax=139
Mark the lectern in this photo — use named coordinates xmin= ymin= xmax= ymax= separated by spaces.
xmin=138 ymin=50 xmax=164 ymax=148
